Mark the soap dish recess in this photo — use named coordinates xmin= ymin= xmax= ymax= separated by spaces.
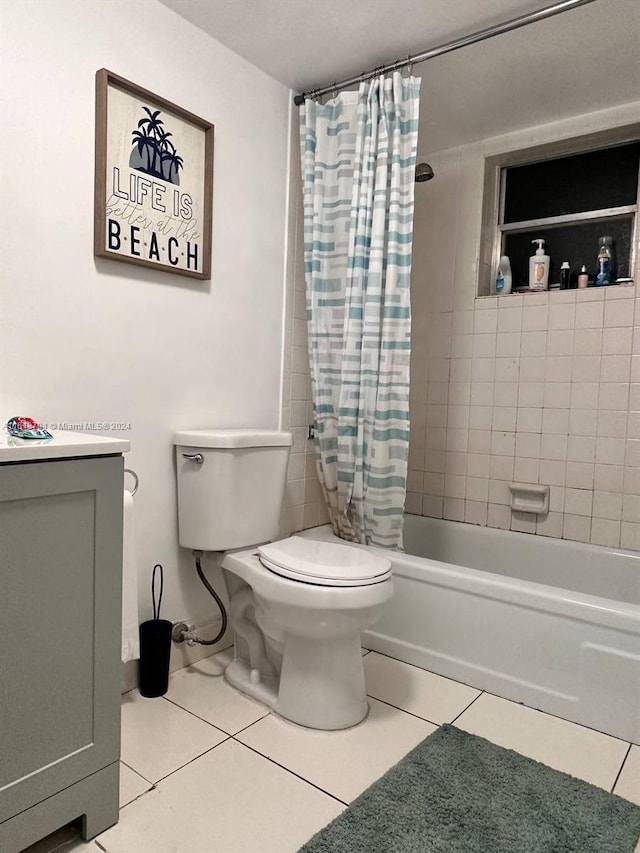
xmin=508 ymin=483 xmax=550 ymax=516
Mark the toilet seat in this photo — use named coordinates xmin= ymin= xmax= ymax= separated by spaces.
xmin=258 ymin=536 xmax=392 ymax=587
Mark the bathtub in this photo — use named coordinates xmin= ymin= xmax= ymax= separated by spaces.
xmin=300 ymin=515 xmax=640 ymax=744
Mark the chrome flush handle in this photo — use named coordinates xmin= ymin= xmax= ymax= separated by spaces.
xmin=182 ymin=453 xmax=204 ymax=464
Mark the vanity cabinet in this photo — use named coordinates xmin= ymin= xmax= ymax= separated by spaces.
xmin=0 ymin=452 xmax=125 ymax=852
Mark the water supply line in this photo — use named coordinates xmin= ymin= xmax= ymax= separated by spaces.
xmin=171 ymin=551 xmax=228 ymax=646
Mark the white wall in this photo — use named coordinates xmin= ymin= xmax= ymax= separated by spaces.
xmin=409 ymin=100 xmax=640 ymax=550
xmin=0 ymin=0 xmax=291 ymax=625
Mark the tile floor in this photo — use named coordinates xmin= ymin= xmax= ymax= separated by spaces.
xmin=26 ymin=648 xmax=639 ymax=853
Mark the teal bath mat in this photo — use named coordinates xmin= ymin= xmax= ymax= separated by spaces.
xmin=299 ymin=725 xmax=640 ymax=853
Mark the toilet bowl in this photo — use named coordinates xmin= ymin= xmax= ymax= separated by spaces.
xmin=222 ymin=536 xmax=393 ymax=729
xmin=173 ymin=429 xmax=394 ymax=730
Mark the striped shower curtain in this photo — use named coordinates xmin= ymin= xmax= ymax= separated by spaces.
xmin=300 ymin=73 xmax=421 ymax=549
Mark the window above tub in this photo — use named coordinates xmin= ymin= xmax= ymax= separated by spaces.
xmin=478 ymin=124 xmax=640 ymax=297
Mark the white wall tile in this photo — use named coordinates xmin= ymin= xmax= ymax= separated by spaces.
xmin=494 ymin=382 xmax=519 ymax=407
xmin=465 ymin=500 xmax=488 ymax=525
xmin=573 ymin=329 xmax=602 ymax=356
xmin=443 ymin=497 xmax=465 ymax=521
xmin=564 ymin=487 xmax=593 ymax=516
xmin=546 ymin=330 xmax=574 ymax=356
xmin=515 ymin=433 xmax=541 ymax=459
xmin=539 ymin=459 xmax=566 ymax=486
xmin=563 ymin=513 xmax=591 ymax=543
xmin=545 ymin=356 xmax=573 ymax=382
xmin=600 ymin=354 xmax=631 ymax=383
xmin=570 ymin=382 xmax=599 ymax=409
xmin=567 ymin=435 xmax=596 ymax=463
xmin=536 ymin=512 xmax=564 ymax=538
xmin=519 ymin=357 xmax=546 ymax=382
xmin=491 ymin=431 xmax=516 ymax=456
xmin=594 ymin=463 xmax=624 ymax=493
xmin=566 ymin=461 xmax=594 ymax=490
xmin=543 ymin=383 xmax=571 ymax=409
xmin=620 ymin=522 xmax=640 ymax=551
xmin=575 ymin=300 xmax=604 ymax=329
xmin=602 ymin=326 xmax=633 ymax=355
xmin=604 ymin=300 xmax=634 ymax=327
xmin=497 ymin=308 xmax=522 ymax=333
xmin=593 ymin=491 xmax=623 ymax=521
xmin=542 ymin=408 xmax=569 ymax=435
xmin=521 ymin=331 xmax=547 ymax=357
xmin=514 ymin=457 xmax=539 ymax=483
xmin=518 ymin=382 xmax=545 ymax=407
xmin=488 ymin=503 xmax=511 ymax=529
xmin=548 ymin=302 xmax=575 ymax=330
xmin=522 ymin=305 xmax=549 ymax=332
xmin=569 ymin=408 xmax=597 ymax=436
xmin=590 ymin=518 xmax=620 ymax=548
xmin=490 ymin=455 xmax=515 ymax=481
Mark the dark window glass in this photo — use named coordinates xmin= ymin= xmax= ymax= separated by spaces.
xmin=503 ymin=215 xmax=633 ymax=290
xmin=503 ymin=141 xmax=640 ymax=223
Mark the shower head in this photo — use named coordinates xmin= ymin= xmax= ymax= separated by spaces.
xmin=415 ymin=162 xmax=434 ymax=182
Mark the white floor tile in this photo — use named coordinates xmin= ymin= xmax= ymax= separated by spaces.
xmin=119 ymin=761 xmax=153 ymax=807
xmin=97 ymin=739 xmax=343 ymax=853
xmin=455 ymin=692 xmax=629 ymax=790
xmin=165 ymin=649 xmax=269 ymax=734
xmin=364 ymin=652 xmax=481 ymax=724
xmin=236 ymin=697 xmax=435 ymax=803
xmin=120 ymin=690 xmax=228 ymax=782
xmin=614 ymin=745 xmax=640 ymax=805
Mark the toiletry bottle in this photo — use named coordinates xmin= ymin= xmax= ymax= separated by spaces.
xmin=594 ymin=235 xmax=615 ymax=286
xmin=529 ymin=238 xmax=550 ymax=291
xmin=495 ymin=255 xmax=512 ymax=295
xmin=578 ymin=264 xmax=589 ymax=288
xmin=560 ymin=261 xmax=571 ymax=290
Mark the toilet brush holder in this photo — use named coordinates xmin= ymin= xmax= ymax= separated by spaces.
xmin=139 ymin=564 xmax=172 ymax=698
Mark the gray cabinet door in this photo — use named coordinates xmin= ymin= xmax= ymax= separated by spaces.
xmin=0 ymin=455 xmax=123 ymax=823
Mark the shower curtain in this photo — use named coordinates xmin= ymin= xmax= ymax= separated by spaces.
xmin=300 ymin=73 xmax=421 ymax=549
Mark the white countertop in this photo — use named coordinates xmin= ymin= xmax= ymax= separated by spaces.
xmin=0 ymin=430 xmax=130 ymax=462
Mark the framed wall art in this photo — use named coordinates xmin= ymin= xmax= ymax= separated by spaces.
xmin=94 ymin=69 xmax=214 ymax=280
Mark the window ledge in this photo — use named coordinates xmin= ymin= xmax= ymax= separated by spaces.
xmin=475 ymin=280 xmax=635 ymax=305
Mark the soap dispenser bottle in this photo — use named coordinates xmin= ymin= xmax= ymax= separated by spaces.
xmin=529 ymin=239 xmax=550 ymax=291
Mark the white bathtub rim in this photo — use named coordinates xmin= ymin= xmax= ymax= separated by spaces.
xmin=297 ymin=525 xmax=640 ymax=634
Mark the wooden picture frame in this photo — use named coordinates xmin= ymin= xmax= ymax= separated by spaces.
xmin=94 ymin=69 xmax=214 ymax=280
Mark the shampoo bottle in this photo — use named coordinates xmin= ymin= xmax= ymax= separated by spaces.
xmin=529 ymin=239 xmax=550 ymax=291
xmin=594 ymin=235 xmax=615 ymax=286
xmin=495 ymin=255 xmax=512 ymax=295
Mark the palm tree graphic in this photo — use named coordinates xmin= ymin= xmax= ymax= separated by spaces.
xmin=129 ymin=106 xmax=184 ymax=186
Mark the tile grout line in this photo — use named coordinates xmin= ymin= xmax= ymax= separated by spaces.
xmin=161 ymin=694 xmax=230 ymax=736
xmin=450 ymin=690 xmax=485 ymax=725
xmin=609 ymin=742 xmax=633 ymax=794
xmin=366 ymin=647 xmax=482 ymax=694
xmin=231 ymin=737 xmax=350 ymax=808
xmin=150 ymin=736 xmax=233 ymax=787
xmin=365 ymin=693 xmax=448 ymax=729
xmin=119 ymin=758 xmax=154 ymax=786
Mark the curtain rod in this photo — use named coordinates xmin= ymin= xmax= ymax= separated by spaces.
xmin=293 ymin=0 xmax=597 ymax=106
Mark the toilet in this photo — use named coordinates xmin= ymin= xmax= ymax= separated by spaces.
xmin=174 ymin=429 xmax=393 ymax=730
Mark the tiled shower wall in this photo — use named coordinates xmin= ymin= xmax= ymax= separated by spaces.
xmin=280 ymin=122 xmax=327 ymax=535
xmin=408 ymin=101 xmax=640 ymax=550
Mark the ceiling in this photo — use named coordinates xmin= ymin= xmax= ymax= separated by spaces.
xmin=159 ymin=0 xmax=640 ymax=152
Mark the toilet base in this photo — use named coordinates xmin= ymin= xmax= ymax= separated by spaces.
xmin=225 ymin=658 xmax=278 ymax=709
xmin=225 ymin=632 xmax=369 ymax=730
xmin=276 ymin=632 xmax=369 ymax=730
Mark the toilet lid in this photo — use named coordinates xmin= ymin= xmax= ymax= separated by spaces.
xmin=257 ymin=537 xmax=392 ymax=587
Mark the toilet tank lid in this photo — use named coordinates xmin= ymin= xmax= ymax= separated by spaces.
xmin=173 ymin=429 xmax=293 ymax=448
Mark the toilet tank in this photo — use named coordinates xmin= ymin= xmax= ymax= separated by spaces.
xmin=174 ymin=429 xmax=292 ymax=551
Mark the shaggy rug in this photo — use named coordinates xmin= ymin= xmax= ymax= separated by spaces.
xmin=298 ymin=724 xmax=640 ymax=853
